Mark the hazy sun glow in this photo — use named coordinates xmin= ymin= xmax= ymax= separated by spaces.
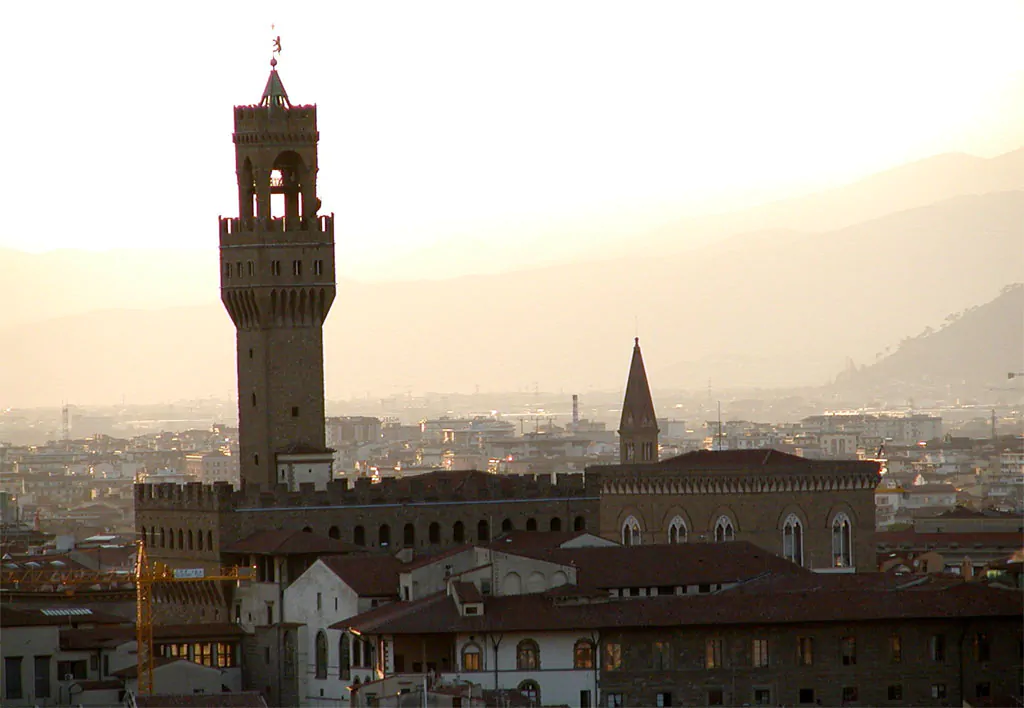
xmin=3 ymin=1 xmax=1023 ymax=263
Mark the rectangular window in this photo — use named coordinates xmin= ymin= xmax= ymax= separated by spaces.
xmin=974 ymin=632 xmax=991 ymax=662
xmin=799 ymin=688 xmax=815 ymax=705
xmin=216 ymin=643 xmax=237 ymax=668
xmin=652 ymin=641 xmax=671 ymax=671
xmin=580 ymin=690 xmax=591 ymax=708
xmin=194 ymin=643 xmax=213 ymax=667
xmin=271 ymin=260 xmax=281 ymax=276
xmin=292 ymin=406 xmax=299 ymax=417
xmin=314 ymin=259 xmax=323 ymax=276
xmin=889 ymin=635 xmax=901 ymax=663
xmin=57 ymin=660 xmax=88 ymax=681
xmin=603 ymin=642 xmax=622 ymax=671
xmin=707 ymin=688 xmax=724 ymax=706
xmin=656 ymin=692 xmax=672 ymax=707
xmin=976 ymin=682 xmax=990 ymax=699
xmin=753 ymin=688 xmax=771 ymax=706
xmin=34 ymin=656 xmax=51 ymax=699
xmin=5 ymin=657 xmax=23 ymax=699
xmin=706 ymin=638 xmax=723 ymax=669
xmin=247 ymin=260 xmax=255 ymax=276
xmin=236 ymin=261 xmax=243 ymax=277
xmin=606 ymin=694 xmax=624 ymax=708
xmin=798 ymin=637 xmax=813 ymax=666
xmin=931 ymin=684 xmax=946 ymax=699
xmin=930 ymin=634 xmax=946 ymax=662
xmin=887 ymin=685 xmax=902 ymax=701
xmin=752 ymin=638 xmax=769 ymax=667
xmin=316 ymin=592 xmax=322 ymax=611
xmin=842 ymin=686 xmax=858 ymax=703
xmin=293 ymin=260 xmax=302 ymax=276
xmin=840 ymin=636 xmax=856 ymax=665
xmin=223 ymin=263 xmax=231 ymax=280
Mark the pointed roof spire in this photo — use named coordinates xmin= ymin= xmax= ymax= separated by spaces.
xmin=260 ymin=59 xmax=292 ymax=109
xmin=619 ymin=338 xmax=658 ymax=434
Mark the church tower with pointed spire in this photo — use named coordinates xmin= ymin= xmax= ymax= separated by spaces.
xmin=220 ymin=59 xmax=335 ymax=489
xmin=618 ymin=338 xmax=659 ymax=464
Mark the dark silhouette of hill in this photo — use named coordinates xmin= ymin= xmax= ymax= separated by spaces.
xmin=1 ymin=191 xmax=1021 ymax=407
xmin=831 ymin=284 xmax=1024 ymax=401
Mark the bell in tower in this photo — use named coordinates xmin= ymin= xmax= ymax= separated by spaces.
xmin=219 ymin=57 xmax=336 ymax=490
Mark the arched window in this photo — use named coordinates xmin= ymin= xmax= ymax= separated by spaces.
xmin=378 ymin=524 xmax=391 ymax=547
xmin=453 ymin=521 xmax=465 ymax=543
xmin=339 ymin=634 xmax=350 ymax=680
xmin=477 ymin=520 xmax=490 ymax=543
xmin=782 ymin=514 xmax=804 ymax=566
xmin=302 ymin=526 xmax=313 ymax=533
xmin=668 ymin=516 xmax=687 ymax=543
xmin=621 ymin=516 xmax=641 ymax=546
xmin=188 ymin=529 xmax=194 ymax=550
xmin=518 ymin=680 xmax=541 ymax=705
xmin=516 ymin=639 xmax=540 ymax=670
xmin=314 ymin=630 xmax=328 ymax=679
xmin=197 ymin=530 xmax=204 ymax=551
xmin=206 ymin=530 xmax=213 ymax=551
xmin=501 ymin=518 xmax=514 ymax=532
xmin=714 ymin=515 xmax=735 ymax=542
xmin=573 ymin=640 xmax=595 ymax=669
xmin=549 ymin=518 xmax=562 ymax=532
xmin=161 ymin=528 xmax=168 ymax=549
xmin=526 ymin=571 xmax=546 ymax=593
xmin=328 ymin=526 xmax=340 ymax=540
xmin=832 ymin=512 xmax=853 ymax=567
xmin=504 ymin=572 xmax=522 ymax=596
xmin=429 ymin=522 xmax=440 ymax=544
xmin=574 ymin=516 xmax=586 ymax=531
xmin=177 ymin=529 xmax=183 ymax=549
xmin=403 ymin=523 xmax=415 ymax=547
xmin=461 ymin=642 xmax=482 ymax=671
xmin=526 ymin=518 xmax=537 ymax=532
xmin=353 ymin=525 xmax=365 ymax=546
xmin=141 ymin=526 xmax=147 ymax=547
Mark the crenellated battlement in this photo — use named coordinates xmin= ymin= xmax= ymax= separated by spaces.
xmin=219 ymin=214 xmax=334 ymax=247
xmin=233 ymin=104 xmax=316 ymax=132
xmin=135 ymin=470 xmax=602 ymax=512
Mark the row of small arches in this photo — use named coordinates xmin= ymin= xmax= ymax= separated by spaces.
xmin=315 ymin=516 xmax=587 ymax=548
xmin=142 ymin=526 xmax=212 ymax=552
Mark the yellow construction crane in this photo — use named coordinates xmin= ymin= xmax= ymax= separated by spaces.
xmin=2 ymin=541 xmax=252 ymax=696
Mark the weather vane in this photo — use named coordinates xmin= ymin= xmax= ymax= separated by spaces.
xmin=270 ymin=23 xmax=282 ymax=68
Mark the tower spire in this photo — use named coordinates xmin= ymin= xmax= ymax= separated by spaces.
xmin=618 ymin=337 xmax=659 ymax=464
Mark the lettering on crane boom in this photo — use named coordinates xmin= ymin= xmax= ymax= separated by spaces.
xmin=173 ymin=568 xmax=205 ymax=579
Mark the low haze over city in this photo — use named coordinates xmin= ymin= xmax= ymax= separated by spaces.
xmin=1 ymin=3 xmax=1022 ymax=708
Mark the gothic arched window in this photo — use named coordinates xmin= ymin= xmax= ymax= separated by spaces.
xmin=516 ymin=639 xmax=540 ymax=670
xmin=621 ymin=516 xmax=642 ymax=546
xmin=668 ymin=516 xmax=687 ymax=544
xmin=714 ymin=515 xmax=735 ymax=542
xmin=832 ymin=513 xmax=853 ymax=567
xmin=782 ymin=514 xmax=803 ymax=566
xmin=315 ymin=630 xmax=328 ymax=679
xmin=519 ymin=680 xmax=541 ymax=705
xmin=453 ymin=521 xmax=465 ymax=543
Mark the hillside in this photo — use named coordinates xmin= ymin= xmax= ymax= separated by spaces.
xmin=1 ymin=191 xmax=1021 ymax=407
xmin=831 ymin=284 xmax=1024 ymax=402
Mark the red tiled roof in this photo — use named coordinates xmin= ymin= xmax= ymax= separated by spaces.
xmin=343 ymin=573 xmax=1021 ymax=636
xmin=876 ymin=530 xmax=1024 ymax=548
xmin=401 ymin=544 xmax=474 ymax=571
xmin=487 ymin=530 xmax=592 ymax=553
xmin=321 ymin=555 xmax=403 ymax=597
xmin=659 ymin=449 xmax=811 ymax=469
xmin=72 ymin=680 xmax=123 ymax=691
xmin=135 ymin=692 xmax=268 ymax=708
xmin=451 ymin=580 xmax=482 ymax=603
xmin=154 ymin=622 xmax=248 ymax=641
xmin=222 ymin=529 xmax=358 ymax=555
xmin=501 ymin=541 xmax=809 ymax=590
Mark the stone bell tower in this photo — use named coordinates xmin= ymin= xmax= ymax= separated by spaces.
xmin=618 ymin=338 xmax=659 ymax=464
xmin=219 ymin=59 xmax=335 ymax=490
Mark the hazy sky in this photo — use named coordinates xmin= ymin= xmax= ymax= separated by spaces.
xmin=4 ymin=1 xmax=1024 ymax=261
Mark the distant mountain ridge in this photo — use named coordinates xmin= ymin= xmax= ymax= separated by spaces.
xmin=1 ymin=190 xmax=1021 ymax=407
xmin=831 ymin=284 xmax=1024 ymax=401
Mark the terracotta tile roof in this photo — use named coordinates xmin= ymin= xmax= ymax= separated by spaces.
xmin=659 ymin=448 xmax=810 ymax=469
xmin=401 ymin=544 xmax=474 ymax=571
xmin=876 ymin=530 xmax=1024 ymax=548
xmin=135 ymin=692 xmax=268 ymax=708
xmin=451 ymin=580 xmax=482 ymax=603
xmin=321 ymin=555 xmax=403 ymax=597
xmin=502 ymin=541 xmax=809 ymax=590
xmin=343 ymin=573 xmax=1021 ymax=636
xmin=61 ymin=626 xmax=134 ymax=650
xmin=934 ymin=507 xmax=1019 ymax=519
xmin=153 ymin=622 xmax=248 ymax=640
xmin=222 ymin=529 xmax=358 ymax=555
xmin=111 ymin=656 xmax=181 ymax=678
xmin=905 ymin=483 xmax=957 ymax=493
xmin=72 ymin=680 xmax=122 ymax=691
xmin=487 ymin=530 xmax=592 ymax=553
xmin=0 ymin=605 xmax=129 ymax=628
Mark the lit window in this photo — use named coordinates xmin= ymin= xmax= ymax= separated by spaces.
xmin=798 ymin=637 xmax=813 ymax=666
xmin=621 ymin=516 xmax=642 ymax=546
xmin=603 ymin=642 xmax=622 ymax=671
xmin=889 ymin=635 xmax=901 ymax=663
xmin=573 ymin=640 xmax=594 ymax=669
xmin=516 ymin=640 xmax=540 ymax=670
xmin=705 ymin=638 xmax=723 ymax=669
xmin=461 ymin=643 xmax=482 ymax=672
